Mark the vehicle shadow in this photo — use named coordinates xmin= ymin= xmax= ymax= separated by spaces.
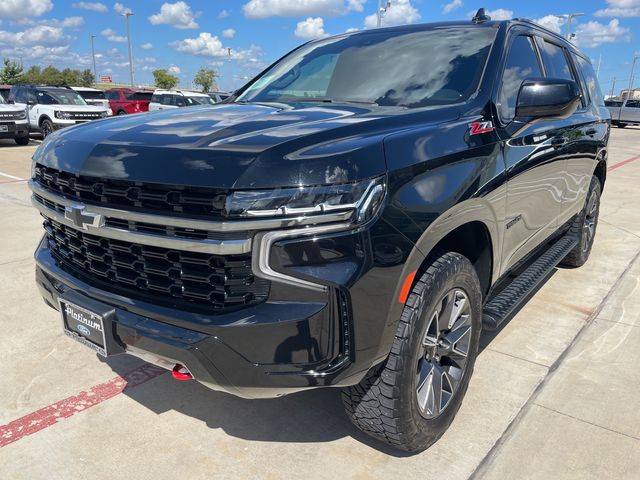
xmin=103 ymin=354 xmax=413 ymax=456
xmin=102 ymin=267 xmax=559 ymax=456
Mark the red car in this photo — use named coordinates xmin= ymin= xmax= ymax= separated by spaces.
xmin=105 ymin=88 xmax=153 ymax=115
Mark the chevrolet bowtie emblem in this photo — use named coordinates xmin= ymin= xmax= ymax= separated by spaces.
xmin=64 ymin=203 xmax=105 ymax=230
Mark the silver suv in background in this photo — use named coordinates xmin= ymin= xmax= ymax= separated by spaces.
xmin=9 ymin=85 xmax=109 ymax=138
xmin=606 ymin=98 xmax=640 ymax=128
xmin=148 ymin=89 xmax=215 ymax=111
xmin=71 ymin=87 xmax=113 ymax=116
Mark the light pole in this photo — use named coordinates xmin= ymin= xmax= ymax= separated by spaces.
xmin=122 ymin=11 xmax=134 ymax=87
xmin=90 ymin=34 xmax=98 ymax=85
xmin=610 ymin=77 xmax=616 ymax=99
xmin=627 ymin=54 xmax=640 ymax=100
xmin=377 ymin=0 xmax=391 ymax=27
xmin=555 ymin=13 xmax=584 ymax=40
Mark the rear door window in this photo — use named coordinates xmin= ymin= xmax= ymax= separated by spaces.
xmin=539 ymin=41 xmax=574 ymax=80
xmin=498 ymin=35 xmax=543 ymax=122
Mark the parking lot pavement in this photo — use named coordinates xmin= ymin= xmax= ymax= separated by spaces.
xmin=0 ymin=127 xmax=639 ymax=479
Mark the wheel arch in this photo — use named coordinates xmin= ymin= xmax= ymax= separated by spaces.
xmin=593 ymin=149 xmax=607 ymax=191
xmin=38 ymin=114 xmax=53 ymax=127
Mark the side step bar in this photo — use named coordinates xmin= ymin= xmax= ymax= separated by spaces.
xmin=482 ymin=235 xmax=578 ymax=330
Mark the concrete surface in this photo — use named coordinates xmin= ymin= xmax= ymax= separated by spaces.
xmin=0 ymin=128 xmax=639 ymax=479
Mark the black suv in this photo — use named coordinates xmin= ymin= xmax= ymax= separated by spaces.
xmin=29 ymin=12 xmax=609 ymax=452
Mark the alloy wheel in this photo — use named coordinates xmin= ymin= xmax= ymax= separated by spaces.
xmin=416 ymin=288 xmax=473 ymax=419
xmin=582 ymin=191 xmax=598 ymax=253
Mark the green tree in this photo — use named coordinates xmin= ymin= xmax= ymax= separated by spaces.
xmin=153 ymin=68 xmax=179 ymax=89
xmin=60 ymin=68 xmax=80 ymax=86
xmin=16 ymin=66 xmax=42 ymax=84
xmin=41 ymin=65 xmax=63 ymax=85
xmin=79 ymin=69 xmax=95 ymax=87
xmin=193 ymin=67 xmax=218 ymax=92
xmin=0 ymin=58 xmax=23 ymax=84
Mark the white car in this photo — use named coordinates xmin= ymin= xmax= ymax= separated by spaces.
xmin=9 ymin=85 xmax=109 ymax=138
xmin=71 ymin=86 xmax=113 ymax=116
xmin=148 ymin=89 xmax=215 ymax=111
xmin=0 ymin=93 xmax=30 ymax=145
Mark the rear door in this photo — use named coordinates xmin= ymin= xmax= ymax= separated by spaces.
xmin=497 ymin=32 xmax=568 ymax=273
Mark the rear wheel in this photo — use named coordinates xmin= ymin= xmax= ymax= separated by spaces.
xmin=14 ymin=135 xmax=30 ymax=146
xmin=342 ymin=252 xmax=482 ymax=452
xmin=117 ymin=110 xmax=126 ymax=115
xmin=561 ymin=176 xmax=601 ymax=267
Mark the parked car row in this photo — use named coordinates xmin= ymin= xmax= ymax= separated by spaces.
xmin=1 ymin=84 xmax=231 ymax=142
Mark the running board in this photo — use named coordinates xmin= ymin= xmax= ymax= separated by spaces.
xmin=482 ymin=235 xmax=578 ymax=330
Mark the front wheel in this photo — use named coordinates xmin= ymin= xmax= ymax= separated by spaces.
xmin=40 ymin=119 xmax=54 ymax=138
xmin=618 ymin=123 xmax=627 ymax=128
xmin=14 ymin=135 xmax=30 ymax=146
xmin=342 ymin=252 xmax=482 ymax=452
xmin=117 ymin=110 xmax=126 ymax=116
xmin=561 ymin=175 xmax=601 ymax=267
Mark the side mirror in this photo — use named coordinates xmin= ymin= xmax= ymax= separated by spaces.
xmin=27 ymin=99 xmax=36 ymax=106
xmin=516 ymin=78 xmax=581 ymax=120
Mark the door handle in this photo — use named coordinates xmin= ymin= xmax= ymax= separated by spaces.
xmin=551 ymin=136 xmax=567 ymax=147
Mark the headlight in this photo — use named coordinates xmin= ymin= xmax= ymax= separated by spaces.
xmin=225 ymin=176 xmax=386 ymax=224
xmin=14 ymin=110 xmax=27 ymax=120
xmin=100 ymin=111 xmax=108 ymax=118
xmin=54 ymin=111 xmax=72 ymax=119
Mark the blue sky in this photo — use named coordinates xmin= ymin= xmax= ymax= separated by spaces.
xmin=0 ymin=0 xmax=639 ymax=94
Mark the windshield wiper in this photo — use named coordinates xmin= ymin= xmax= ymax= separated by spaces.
xmin=298 ymin=98 xmax=379 ymax=106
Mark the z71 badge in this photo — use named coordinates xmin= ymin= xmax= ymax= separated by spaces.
xmin=469 ymin=121 xmax=494 ymax=135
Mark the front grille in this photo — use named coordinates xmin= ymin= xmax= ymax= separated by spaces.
xmin=44 ymin=219 xmax=269 ymax=312
xmin=34 ymin=165 xmax=228 ymax=218
xmin=0 ymin=112 xmax=22 ymax=121
xmin=67 ymin=112 xmax=103 ymax=120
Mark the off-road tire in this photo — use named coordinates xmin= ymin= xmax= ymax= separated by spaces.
xmin=561 ymin=175 xmax=601 ymax=267
xmin=14 ymin=135 xmax=30 ymax=146
xmin=342 ymin=252 xmax=482 ymax=452
xmin=40 ymin=119 xmax=54 ymax=138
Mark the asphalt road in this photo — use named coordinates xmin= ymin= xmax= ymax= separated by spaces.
xmin=0 ymin=127 xmax=639 ymax=479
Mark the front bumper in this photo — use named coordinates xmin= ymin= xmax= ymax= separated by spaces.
xmin=0 ymin=122 xmax=29 ymax=138
xmin=35 ymin=237 xmax=373 ymax=398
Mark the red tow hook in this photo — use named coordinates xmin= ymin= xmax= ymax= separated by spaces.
xmin=172 ymin=364 xmax=193 ymax=381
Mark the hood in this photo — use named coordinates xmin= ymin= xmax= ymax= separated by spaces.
xmin=33 ymin=102 xmax=459 ymax=189
xmin=0 ymin=102 xmax=27 ymax=112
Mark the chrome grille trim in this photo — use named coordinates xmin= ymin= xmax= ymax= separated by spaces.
xmin=29 ymin=179 xmax=354 ymax=233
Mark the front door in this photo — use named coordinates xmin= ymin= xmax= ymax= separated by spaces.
xmin=495 ymin=33 xmax=568 ymax=273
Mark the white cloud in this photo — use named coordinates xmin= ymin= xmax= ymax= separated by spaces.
xmin=72 ymin=2 xmax=108 ymax=12
xmin=574 ymin=19 xmax=632 ymax=48
xmin=170 ymin=32 xmax=231 ymax=57
xmin=442 ymin=0 xmax=463 ymax=14
xmin=218 ymin=9 xmax=230 ymax=18
xmin=0 ymin=0 xmax=52 ymax=19
xmin=243 ymin=0 xmax=363 ymax=19
xmin=595 ymin=0 xmax=640 ymax=17
xmin=101 ymin=28 xmax=127 ymax=43
xmin=364 ymin=0 xmax=420 ymax=28
xmin=61 ymin=16 xmax=85 ymax=28
xmin=149 ymin=1 xmax=199 ymax=29
xmin=294 ymin=17 xmax=328 ymax=39
xmin=533 ymin=14 xmax=564 ymax=34
xmin=484 ymin=8 xmax=512 ymax=20
xmin=141 ymin=42 xmax=153 ymax=49
xmin=114 ymin=2 xmax=132 ymax=15
xmin=222 ymin=28 xmax=236 ymax=38
xmin=0 ymin=25 xmax=65 ymax=46
xmin=168 ymin=65 xmax=181 ymax=74
xmin=345 ymin=27 xmax=359 ymax=32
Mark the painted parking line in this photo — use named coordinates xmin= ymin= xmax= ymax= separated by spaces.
xmin=0 ymin=171 xmax=24 ymax=181
xmin=608 ymin=155 xmax=640 ymax=172
xmin=0 ymin=363 xmax=167 ymax=448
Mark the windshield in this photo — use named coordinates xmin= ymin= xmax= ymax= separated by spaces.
xmin=0 ymin=95 xmax=5 ymax=104
xmin=37 ymin=90 xmax=87 ymax=105
xmin=237 ymin=26 xmax=496 ymax=107
xmin=126 ymin=92 xmax=153 ymax=101
xmin=186 ymin=95 xmax=215 ymax=105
